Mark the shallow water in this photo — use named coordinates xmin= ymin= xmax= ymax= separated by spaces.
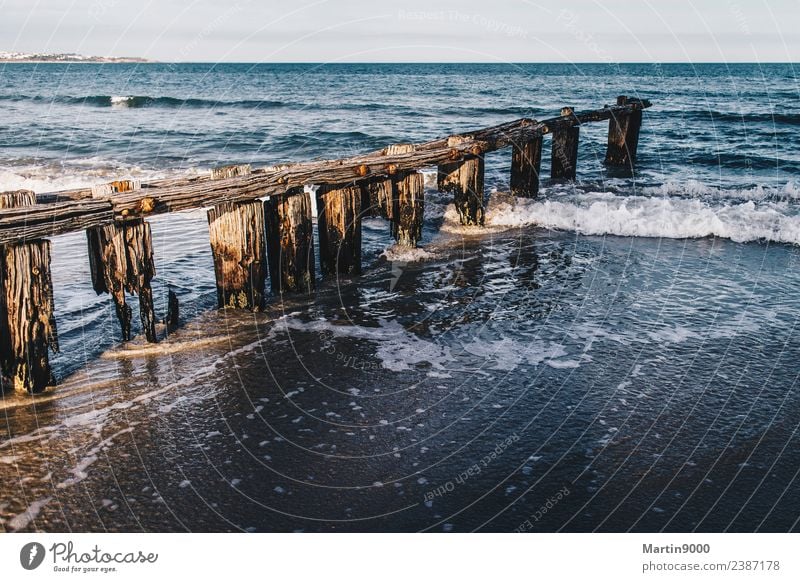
xmin=1 ymin=63 xmax=799 ymax=532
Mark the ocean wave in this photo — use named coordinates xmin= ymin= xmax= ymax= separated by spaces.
xmin=0 ymin=93 xmax=291 ymax=109
xmin=669 ymin=109 xmax=800 ymax=126
xmin=641 ymin=179 xmax=800 ymax=202
xmin=485 ymin=191 xmax=800 ymax=245
xmin=0 ymin=162 xmax=202 ymax=193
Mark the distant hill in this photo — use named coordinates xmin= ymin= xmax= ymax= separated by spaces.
xmin=0 ymin=51 xmax=152 ymax=63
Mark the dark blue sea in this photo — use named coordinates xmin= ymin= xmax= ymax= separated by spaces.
xmin=1 ymin=63 xmax=799 ymax=532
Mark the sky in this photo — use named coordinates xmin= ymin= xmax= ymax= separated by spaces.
xmin=0 ymin=0 xmax=798 ymax=62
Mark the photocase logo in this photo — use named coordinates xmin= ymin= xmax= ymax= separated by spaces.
xmin=20 ymin=542 xmax=46 ymax=570
xmin=390 ymin=261 xmax=406 ymax=291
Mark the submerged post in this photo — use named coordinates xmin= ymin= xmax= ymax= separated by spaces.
xmin=316 ymin=183 xmax=362 ymax=276
xmin=605 ymin=95 xmax=643 ymax=169
xmin=264 ymin=187 xmax=316 ymax=294
xmin=438 ymin=137 xmax=485 ymax=226
xmin=510 ymin=133 xmax=543 ymax=197
xmin=0 ymin=190 xmax=59 ymax=393
xmin=551 ymin=107 xmax=580 ymax=180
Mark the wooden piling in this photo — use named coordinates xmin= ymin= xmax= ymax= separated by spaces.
xmin=605 ymin=95 xmax=643 ymax=169
xmin=123 ymin=220 xmax=157 ymax=343
xmin=91 ymin=179 xmax=140 ymax=198
xmin=361 ymin=178 xmax=394 ymax=220
xmin=87 ymin=224 xmax=133 ymax=340
xmin=438 ymin=137 xmax=485 ymax=226
xmin=386 ymin=144 xmax=424 ymax=246
xmin=316 ymin=184 xmax=362 ymax=276
xmin=207 ymin=201 xmax=266 ymax=310
xmin=510 ymin=136 xmax=543 ymax=197
xmin=210 ymin=164 xmax=251 ymax=181
xmin=87 ymin=179 xmax=157 ymax=342
xmin=264 ymin=188 xmax=315 ymax=294
xmin=551 ymin=107 xmax=580 ymax=180
xmin=0 ymin=190 xmax=59 ymax=393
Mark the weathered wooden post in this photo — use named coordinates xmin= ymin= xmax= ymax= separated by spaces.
xmin=510 ymin=133 xmax=543 ymax=197
xmin=86 ymin=180 xmax=157 ymax=342
xmin=210 ymin=164 xmax=251 ymax=181
xmin=264 ymin=187 xmax=315 ymax=294
xmin=605 ymin=95 xmax=643 ymax=169
xmin=438 ymin=137 xmax=484 ymax=226
xmin=124 ymin=220 xmax=157 ymax=342
xmin=206 ymin=163 xmax=266 ymax=310
xmin=0 ymin=190 xmax=59 ymax=393
xmin=551 ymin=107 xmax=580 ymax=180
xmin=360 ymin=178 xmax=394 ymax=220
xmin=386 ymin=145 xmax=425 ymax=246
xmin=316 ymin=183 xmax=362 ymax=276
xmin=87 ymin=224 xmax=133 ymax=340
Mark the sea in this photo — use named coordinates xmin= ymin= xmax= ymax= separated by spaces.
xmin=0 ymin=62 xmax=799 ymax=532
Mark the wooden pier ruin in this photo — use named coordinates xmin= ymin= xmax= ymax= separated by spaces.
xmin=0 ymin=96 xmax=651 ymax=392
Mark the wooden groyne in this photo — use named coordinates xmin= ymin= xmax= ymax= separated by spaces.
xmin=0 ymin=95 xmax=651 ymax=392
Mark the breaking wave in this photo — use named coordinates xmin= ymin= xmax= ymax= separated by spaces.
xmin=485 ymin=189 xmax=800 ymax=245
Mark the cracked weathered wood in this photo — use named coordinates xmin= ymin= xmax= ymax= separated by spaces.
xmin=87 ymin=217 xmax=157 ymax=343
xmin=388 ymin=145 xmax=425 ymax=246
xmin=393 ymin=171 xmax=424 ymax=247
xmin=605 ymin=95 xmax=643 ymax=169
xmin=360 ymin=178 xmax=394 ymax=220
xmin=0 ymin=190 xmax=58 ymax=393
xmin=264 ymin=188 xmax=315 ymax=294
xmin=551 ymin=107 xmax=580 ymax=180
xmin=510 ymin=136 xmax=543 ymax=197
xmin=91 ymin=179 xmax=140 ymax=198
xmin=316 ymin=184 xmax=362 ymax=276
xmin=438 ymin=137 xmax=484 ymax=226
xmin=210 ymin=164 xmax=251 ymax=181
xmin=123 ymin=220 xmax=157 ymax=343
xmin=87 ymin=224 xmax=133 ymax=340
xmin=207 ymin=201 xmax=266 ymax=310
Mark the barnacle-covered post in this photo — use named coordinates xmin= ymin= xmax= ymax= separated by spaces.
xmin=0 ymin=190 xmax=59 ymax=393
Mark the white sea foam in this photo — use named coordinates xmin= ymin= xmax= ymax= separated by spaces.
xmin=641 ymin=179 xmax=800 ymax=202
xmin=484 ymin=191 xmax=800 ymax=245
xmin=0 ymin=163 xmax=204 ymax=195
xmin=460 ymin=337 xmax=574 ymax=371
xmin=381 ymin=244 xmax=437 ymax=263
xmin=110 ymin=95 xmax=134 ymax=107
xmin=275 ymin=316 xmax=452 ymax=372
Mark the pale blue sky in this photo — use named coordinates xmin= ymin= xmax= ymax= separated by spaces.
xmin=1 ymin=0 xmax=797 ymax=62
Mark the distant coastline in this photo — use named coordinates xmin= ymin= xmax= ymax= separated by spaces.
xmin=0 ymin=51 xmax=152 ymax=63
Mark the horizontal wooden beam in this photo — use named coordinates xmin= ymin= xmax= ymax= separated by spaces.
xmin=2 ymin=99 xmax=651 ymax=245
